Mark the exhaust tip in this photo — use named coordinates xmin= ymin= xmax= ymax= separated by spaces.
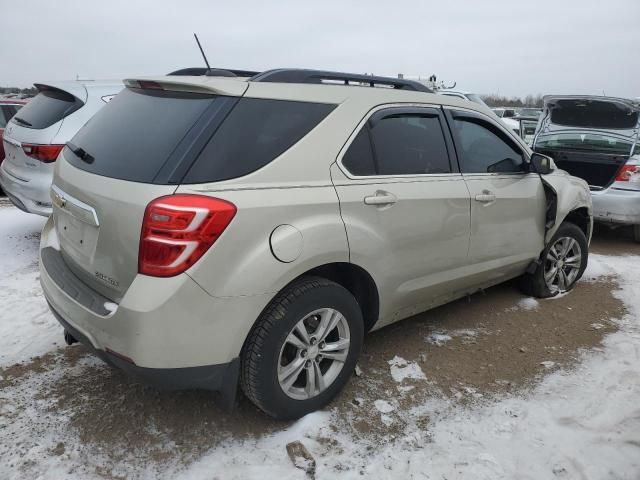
xmin=64 ymin=330 xmax=78 ymax=346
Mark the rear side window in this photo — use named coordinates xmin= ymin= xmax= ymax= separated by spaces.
xmin=452 ymin=117 xmax=525 ymax=173
xmin=183 ymin=98 xmax=335 ymax=183
xmin=67 ymin=88 xmax=217 ymax=183
xmin=1 ymin=105 xmax=21 ymax=128
xmin=12 ymin=89 xmax=83 ymax=129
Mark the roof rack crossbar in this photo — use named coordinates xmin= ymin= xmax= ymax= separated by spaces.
xmin=250 ymin=69 xmax=433 ymax=93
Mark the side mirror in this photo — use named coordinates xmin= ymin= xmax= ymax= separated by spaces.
xmin=530 ymin=152 xmax=553 ymax=175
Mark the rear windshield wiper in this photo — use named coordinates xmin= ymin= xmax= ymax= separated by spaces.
xmin=13 ymin=116 xmax=32 ymax=127
xmin=66 ymin=142 xmax=94 ymax=164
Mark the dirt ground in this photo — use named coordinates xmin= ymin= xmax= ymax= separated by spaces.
xmin=0 ymin=225 xmax=633 ymax=476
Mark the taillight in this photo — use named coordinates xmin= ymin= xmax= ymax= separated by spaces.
xmin=139 ymin=195 xmax=236 ymax=277
xmin=615 ymin=163 xmax=640 ymax=182
xmin=22 ymin=143 xmax=64 ymax=163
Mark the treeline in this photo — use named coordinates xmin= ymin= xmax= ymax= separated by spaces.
xmin=481 ymin=94 xmax=544 ymax=108
xmin=0 ymin=86 xmax=37 ymax=96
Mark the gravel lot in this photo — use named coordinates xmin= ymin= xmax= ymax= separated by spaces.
xmin=1 ymin=202 xmax=639 ymax=479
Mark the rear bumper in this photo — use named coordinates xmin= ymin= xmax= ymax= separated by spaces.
xmin=0 ymin=162 xmax=52 ymax=216
xmin=49 ymin=302 xmax=240 ymax=394
xmin=39 ymin=216 xmax=272 ymax=390
xmin=592 ymin=187 xmax=640 ymax=225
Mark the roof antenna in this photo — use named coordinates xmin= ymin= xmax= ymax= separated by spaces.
xmin=193 ymin=33 xmax=211 ymax=73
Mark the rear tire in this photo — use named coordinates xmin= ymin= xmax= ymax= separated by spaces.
xmin=633 ymin=224 xmax=640 ymax=243
xmin=520 ymin=222 xmax=588 ymax=298
xmin=240 ymin=276 xmax=363 ymax=420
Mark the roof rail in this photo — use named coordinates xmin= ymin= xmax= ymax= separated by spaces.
xmin=251 ymin=69 xmax=433 ymax=93
xmin=168 ymin=67 xmax=261 ymax=77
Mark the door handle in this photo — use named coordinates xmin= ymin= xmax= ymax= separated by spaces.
xmin=364 ymin=191 xmax=397 ymax=206
xmin=475 ymin=193 xmax=496 ymax=203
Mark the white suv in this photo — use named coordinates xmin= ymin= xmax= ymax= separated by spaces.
xmin=0 ymin=80 xmax=123 ymax=216
xmin=39 ymin=69 xmax=592 ymax=419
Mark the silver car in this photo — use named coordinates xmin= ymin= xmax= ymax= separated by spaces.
xmin=39 ymin=69 xmax=592 ymax=419
xmin=0 ymin=80 xmax=123 ymax=216
xmin=533 ymin=96 xmax=640 ymax=242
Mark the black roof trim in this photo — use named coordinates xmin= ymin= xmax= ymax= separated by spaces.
xmin=251 ymin=69 xmax=433 ymax=93
xmin=168 ymin=67 xmax=261 ymax=77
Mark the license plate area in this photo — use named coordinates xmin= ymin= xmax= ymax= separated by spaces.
xmin=55 ymin=207 xmax=99 ymax=262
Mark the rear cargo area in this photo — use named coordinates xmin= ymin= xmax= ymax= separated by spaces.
xmin=535 ymin=147 xmax=626 ymax=189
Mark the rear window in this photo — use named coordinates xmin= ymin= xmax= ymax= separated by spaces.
xmin=182 ymin=98 xmax=335 ymax=183
xmin=12 ymin=88 xmax=83 ymax=129
xmin=66 ymin=88 xmax=217 ymax=183
xmin=550 ymin=100 xmax=639 ymax=129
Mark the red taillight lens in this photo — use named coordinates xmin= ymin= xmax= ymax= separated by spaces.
xmin=139 ymin=195 xmax=236 ymax=277
xmin=22 ymin=143 xmax=64 ymax=163
xmin=615 ymin=163 xmax=640 ymax=182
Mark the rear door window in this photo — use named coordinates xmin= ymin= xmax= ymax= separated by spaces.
xmin=371 ymin=113 xmax=451 ymax=175
xmin=12 ymin=89 xmax=83 ymax=129
xmin=341 ymin=108 xmax=452 ymax=176
xmin=1 ymin=105 xmax=21 ymax=128
xmin=451 ymin=114 xmax=525 ymax=173
xmin=183 ymin=98 xmax=335 ymax=183
xmin=341 ymin=128 xmax=376 ymax=176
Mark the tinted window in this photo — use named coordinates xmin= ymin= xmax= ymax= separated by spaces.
xmin=67 ymin=88 xmax=217 ymax=182
xmin=453 ymin=118 xmax=525 ymax=173
xmin=342 ymin=128 xmax=376 ymax=176
xmin=1 ymin=105 xmax=21 ymax=128
xmin=369 ymin=114 xmax=451 ymax=175
xmin=183 ymin=98 xmax=335 ymax=183
xmin=12 ymin=89 xmax=83 ymax=129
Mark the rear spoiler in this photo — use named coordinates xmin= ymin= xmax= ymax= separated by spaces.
xmin=123 ymin=77 xmax=248 ymax=97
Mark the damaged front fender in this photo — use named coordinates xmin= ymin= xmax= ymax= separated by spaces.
xmin=540 ymin=169 xmax=593 ymax=244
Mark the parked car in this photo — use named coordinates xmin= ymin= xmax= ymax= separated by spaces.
xmin=40 ymin=69 xmax=592 ymax=419
xmin=0 ymin=99 xmax=27 ymax=165
xmin=514 ymin=108 xmax=543 ymax=145
xmin=533 ymin=95 xmax=640 ymax=241
xmin=493 ymin=107 xmax=517 ymax=118
xmin=0 ymin=81 xmax=123 ymax=216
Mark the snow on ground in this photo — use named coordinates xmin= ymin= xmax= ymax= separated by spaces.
xmin=172 ymin=254 xmax=640 ymax=479
xmin=1 ymin=205 xmax=639 ymax=479
xmin=387 ymin=355 xmax=426 ymax=382
xmin=0 ymin=207 xmax=58 ymax=366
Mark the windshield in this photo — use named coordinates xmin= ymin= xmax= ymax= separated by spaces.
xmin=535 ymin=133 xmax=633 ymax=155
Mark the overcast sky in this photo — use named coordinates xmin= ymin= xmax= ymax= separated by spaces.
xmin=2 ymin=0 xmax=638 ymax=98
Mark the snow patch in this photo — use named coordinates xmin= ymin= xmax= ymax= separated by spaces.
xmin=374 ymin=399 xmax=395 ymax=413
xmin=388 ymin=356 xmax=426 ymax=382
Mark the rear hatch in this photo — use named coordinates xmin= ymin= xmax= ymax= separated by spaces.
xmin=534 ymin=96 xmax=639 ymax=190
xmin=51 ymin=79 xmax=248 ymax=302
xmin=2 ymin=84 xmax=86 ymax=177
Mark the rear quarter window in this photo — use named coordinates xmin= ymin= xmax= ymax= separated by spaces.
xmin=12 ymin=89 xmax=83 ymax=129
xmin=182 ymin=98 xmax=335 ymax=183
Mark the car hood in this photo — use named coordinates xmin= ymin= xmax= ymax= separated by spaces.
xmin=539 ymin=96 xmax=640 ymax=139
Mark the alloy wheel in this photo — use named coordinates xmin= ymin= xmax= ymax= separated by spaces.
xmin=544 ymin=236 xmax=582 ymax=293
xmin=277 ymin=308 xmax=351 ymax=400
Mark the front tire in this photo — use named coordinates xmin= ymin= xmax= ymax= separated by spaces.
xmin=633 ymin=224 xmax=640 ymax=243
xmin=520 ymin=222 xmax=588 ymax=298
xmin=240 ymin=276 xmax=364 ymax=420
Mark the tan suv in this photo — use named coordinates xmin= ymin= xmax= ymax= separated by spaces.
xmin=39 ymin=69 xmax=592 ymax=419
